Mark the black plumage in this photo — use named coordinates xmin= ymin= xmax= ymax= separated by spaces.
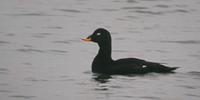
xmin=83 ymin=28 xmax=178 ymax=74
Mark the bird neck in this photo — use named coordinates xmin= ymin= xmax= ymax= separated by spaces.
xmin=97 ymin=41 xmax=112 ymax=62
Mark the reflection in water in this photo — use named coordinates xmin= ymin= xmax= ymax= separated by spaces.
xmin=92 ymin=74 xmax=112 ymax=84
xmin=92 ymin=74 xmax=112 ymax=92
xmin=92 ymin=74 xmax=113 ymax=99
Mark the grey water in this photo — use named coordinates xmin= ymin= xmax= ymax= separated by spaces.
xmin=0 ymin=0 xmax=200 ymax=100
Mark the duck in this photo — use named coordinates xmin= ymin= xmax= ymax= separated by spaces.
xmin=82 ymin=28 xmax=179 ymax=74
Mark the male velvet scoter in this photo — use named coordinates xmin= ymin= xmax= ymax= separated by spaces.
xmin=82 ymin=28 xmax=178 ymax=74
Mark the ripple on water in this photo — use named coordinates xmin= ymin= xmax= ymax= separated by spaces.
xmin=189 ymin=54 xmax=200 ymax=60
xmin=7 ymin=12 xmax=53 ymax=17
xmin=179 ymin=84 xmax=197 ymax=90
xmin=188 ymin=71 xmax=200 ymax=76
xmin=100 ymin=8 xmax=118 ymax=12
xmin=127 ymin=7 xmax=190 ymax=16
xmin=17 ymin=48 xmax=44 ymax=53
xmin=5 ymin=33 xmax=15 ymax=37
xmin=121 ymin=6 xmax=148 ymax=10
xmin=173 ymin=9 xmax=190 ymax=13
xmin=22 ymin=62 xmax=33 ymax=65
xmin=47 ymin=50 xmax=68 ymax=55
xmin=154 ymin=49 xmax=169 ymax=53
xmin=188 ymin=71 xmax=200 ymax=80
xmin=58 ymin=75 xmax=75 ymax=81
xmin=32 ymin=33 xmax=53 ymax=38
xmin=110 ymin=85 xmax=123 ymax=89
xmin=23 ymin=45 xmax=33 ymax=48
xmin=159 ymin=40 xmax=200 ymax=44
xmin=0 ymin=41 xmax=10 ymax=45
xmin=55 ymin=8 xmax=82 ymax=13
xmin=185 ymin=93 xmax=200 ymax=98
xmin=0 ymin=83 xmax=9 ymax=86
xmin=10 ymin=95 xmax=36 ymax=99
xmin=139 ymin=96 xmax=161 ymax=100
xmin=134 ymin=10 xmax=163 ymax=15
xmin=24 ymin=77 xmax=48 ymax=82
xmin=53 ymin=40 xmax=71 ymax=44
xmin=0 ymin=90 xmax=12 ymax=93
xmin=126 ymin=0 xmax=137 ymax=3
xmin=155 ymin=4 xmax=169 ymax=8
xmin=0 ymin=68 xmax=9 ymax=75
xmin=125 ymin=15 xmax=138 ymax=19
xmin=0 ymin=68 xmax=8 ymax=71
xmin=47 ymin=26 xmax=63 ymax=29
xmin=64 ymin=39 xmax=81 ymax=44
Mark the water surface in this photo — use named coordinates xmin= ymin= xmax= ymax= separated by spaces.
xmin=0 ymin=0 xmax=200 ymax=100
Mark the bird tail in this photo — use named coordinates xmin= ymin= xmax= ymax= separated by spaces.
xmin=145 ymin=62 xmax=179 ymax=73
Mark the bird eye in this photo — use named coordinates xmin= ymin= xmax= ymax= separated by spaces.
xmin=96 ymin=33 xmax=101 ymax=36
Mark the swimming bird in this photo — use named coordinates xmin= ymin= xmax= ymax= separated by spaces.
xmin=82 ymin=28 xmax=178 ymax=74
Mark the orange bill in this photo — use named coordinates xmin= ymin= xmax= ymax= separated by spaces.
xmin=82 ymin=37 xmax=92 ymax=42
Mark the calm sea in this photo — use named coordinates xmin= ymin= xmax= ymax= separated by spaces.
xmin=0 ymin=0 xmax=200 ymax=100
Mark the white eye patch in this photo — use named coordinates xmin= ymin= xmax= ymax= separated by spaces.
xmin=96 ymin=33 xmax=101 ymax=36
